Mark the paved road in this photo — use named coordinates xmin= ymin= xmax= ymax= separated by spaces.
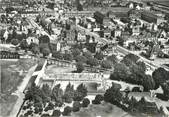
xmin=76 ymin=25 xmax=109 ymax=44
xmin=27 ymin=17 xmax=55 ymax=41
xmin=76 ymin=25 xmax=169 ymax=71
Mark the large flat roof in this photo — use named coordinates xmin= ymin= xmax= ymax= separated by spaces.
xmin=154 ymin=1 xmax=169 ymax=7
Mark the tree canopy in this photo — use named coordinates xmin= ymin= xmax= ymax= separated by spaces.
xmin=121 ymin=53 xmax=139 ymax=66
xmin=152 ymin=67 xmax=169 ymax=89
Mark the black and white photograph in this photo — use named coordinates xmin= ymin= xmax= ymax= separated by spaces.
xmin=0 ymin=0 xmax=169 ymax=117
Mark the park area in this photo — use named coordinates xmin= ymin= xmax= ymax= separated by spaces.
xmin=71 ymin=102 xmax=132 ymax=117
xmin=45 ymin=64 xmax=76 ymax=74
xmin=0 ymin=59 xmax=36 ymax=116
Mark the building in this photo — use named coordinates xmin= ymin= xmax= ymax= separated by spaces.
xmin=94 ymin=11 xmax=105 ymax=24
xmin=20 ymin=11 xmax=39 ymax=17
xmin=121 ymin=31 xmax=130 ymax=39
xmin=132 ymin=25 xmax=141 ymax=36
xmin=104 ymin=28 xmax=111 ymax=38
xmin=107 ymin=7 xmax=131 ymax=18
xmin=112 ymin=29 xmax=122 ymax=38
xmin=152 ymin=1 xmax=169 ymax=14
xmin=26 ymin=36 xmax=39 ymax=45
xmin=128 ymin=9 xmax=141 ymax=19
xmin=103 ymin=17 xmax=111 ymax=27
xmin=64 ymin=11 xmax=94 ymax=17
xmin=141 ymin=11 xmax=165 ymax=25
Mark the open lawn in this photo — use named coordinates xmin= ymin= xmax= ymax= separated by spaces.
xmin=0 ymin=59 xmax=36 ymax=116
xmin=0 ymin=59 xmax=36 ymax=94
xmin=71 ymin=102 xmax=133 ymax=117
xmin=45 ymin=65 xmax=76 ymax=75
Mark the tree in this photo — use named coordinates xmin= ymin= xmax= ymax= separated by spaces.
xmin=136 ymin=61 xmax=146 ymax=73
xmin=63 ymin=83 xmax=75 ymax=103
xmin=128 ymin=96 xmax=138 ymax=112
xmin=52 ymin=110 xmax=61 ymax=117
xmin=52 ymin=51 xmax=63 ymax=59
xmin=104 ymin=83 xmax=123 ymax=104
xmin=34 ymin=102 xmax=43 ymax=114
xmin=128 ymin=63 xmax=150 ymax=86
xmin=63 ymin=53 xmax=73 ymax=61
xmin=52 ymin=84 xmax=63 ymax=104
xmin=92 ymin=94 xmax=104 ymax=104
xmin=11 ymin=39 xmax=19 ymax=45
xmin=86 ymin=57 xmax=99 ymax=67
xmin=142 ymin=75 xmax=155 ymax=91
xmin=39 ymin=43 xmax=49 ymax=52
xmin=44 ymin=102 xmax=54 ymax=111
xmin=75 ymin=55 xmax=87 ymax=63
xmin=110 ymin=63 xmax=130 ymax=81
xmin=41 ymin=84 xmax=51 ymax=99
xmin=83 ymin=51 xmax=93 ymax=59
xmin=101 ymin=60 xmax=112 ymax=69
xmin=94 ymin=52 xmax=104 ymax=60
xmin=82 ymin=98 xmax=90 ymax=107
xmin=76 ymin=62 xmax=84 ymax=73
xmin=117 ymin=37 xmax=124 ymax=46
xmin=121 ymin=54 xmax=139 ymax=66
xmin=42 ymin=48 xmax=50 ymax=57
xmin=24 ymin=110 xmax=33 ymax=117
xmin=62 ymin=106 xmax=72 ymax=116
xmin=30 ymin=43 xmax=40 ymax=54
xmin=77 ymin=3 xmax=83 ymax=11
xmin=74 ymin=83 xmax=88 ymax=101
xmin=20 ymin=39 xmax=29 ymax=50
xmin=72 ymin=101 xmax=81 ymax=112
xmin=41 ymin=114 xmax=50 ymax=117
xmin=106 ymin=54 xmax=118 ymax=64
xmin=39 ymin=35 xmax=50 ymax=44
xmin=152 ymin=68 xmax=169 ymax=89
xmin=24 ymin=83 xmax=46 ymax=104
xmin=161 ymin=82 xmax=169 ymax=100
xmin=71 ymin=48 xmax=81 ymax=58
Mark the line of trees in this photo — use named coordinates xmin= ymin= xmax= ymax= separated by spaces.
xmin=52 ymin=48 xmax=116 ymax=73
xmin=152 ymin=67 xmax=169 ymax=100
xmin=23 ymin=83 xmax=89 ymax=116
xmin=110 ymin=53 xmax=169 ymax=100
xmin=110 ymin=53 xmax=155 ymax=91
xmin=103 ymin=83 xmax=165 ymax=117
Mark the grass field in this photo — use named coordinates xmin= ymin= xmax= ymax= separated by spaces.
xmin=0 ymin=59 xmax=36 ymax=116
xmin=71 ymin=102 xmax=132 ymax=117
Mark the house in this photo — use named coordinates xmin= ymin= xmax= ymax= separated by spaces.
xmin=132 ymin=25 xmax=141 ymax=36
xmin=158 ymin=30 xmax=168 ymax=38
xmin=128 ymin=2 xmax=134 ymax=9
xmin=85 ymin=43 xmax=97 ymax=53
xmin=26 ymin=36 xmax=39 ymax=45
xmin=77 ymin=33 xmax=86 ymax=42
xmin=103 ymin=17 xmax=111 ymax=28
xmin=20 ymin=11 xmax=39 ymax=17
xmin=112 ymin=29 xmax=122 ymax=38
xmin=121 ymin=31 xmax=130 ymax=39
xmin=107 ymin=11 xmax=116 ymax=19
xmin=50 ymin=42 xmax=61 ymax=52
xmin=0 ymin=10 xmax=5 ymax=15
xmin=104 ymin=28 xmax=111 ymax=38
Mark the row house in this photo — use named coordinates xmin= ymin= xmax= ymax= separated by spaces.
xmin=141 ymin=11 xmax=165 ymax=25
xmin=64 ymin=11 xmax=94 ymax=17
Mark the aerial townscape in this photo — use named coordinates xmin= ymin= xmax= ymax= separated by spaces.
xmin=0 ymin=0 xmax=169 ymax=117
